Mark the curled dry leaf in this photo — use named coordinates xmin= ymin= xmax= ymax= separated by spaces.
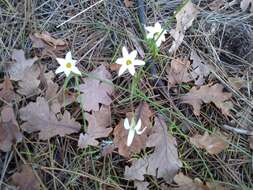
xmin=167 ymin=58 xmax=193 ymax=89
xmin=11 ymin=165 xmax=40 ymax=190
xmin=78 ymin=106 xmax=112 ymax=148
xmin=30 ymin=32 xmax=67 ymax=48
xmin=190 ymin=131 xmax=229 ymax=154
xmin=77 ymin=65 xmax=113 ymax=111
xmin=124 ymin=116 xmax=182 ymax=183
xmin=240 ymin=0 xmax=253 ymax=12
xmin=113 ymin=102 xmax=153 ymax=158
xmin=169 ymin=1 xmax=199 ymax=53
xmin=0 ymin=78 xmax=19 ymax=103
xmin=190 ymin=51 xmax=211 ymax=86
xmin=182 ymin=83 xmax=233 ymax=116
xmin=19 ymin=97 xmax=80 ymax=140
xmin=171 ymin=172 xmax=229 ymax=190
xmin=8 ymin=49 xmax=38 ymax=81
xmin=0 ymin=106 xmax=22 ymax=152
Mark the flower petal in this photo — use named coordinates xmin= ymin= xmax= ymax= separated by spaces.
xmin=128 ymin=65 xmax=136 ymax=76
xmin=71 ymin=66 xmax=81 ymax=75
xmin=116 ymin=57 xmax=125 ymax=65
xmin=55 ymin=66 xmax=65 ymax=74
xmin=135 ymin=119 xmax=142 ymax=131
xmin=133 ymin=60 xmax=145 ymax=66
xmin=127 ymin=129 xmax=135 ymax=146
xmin=118 ymin=64 xmax=127 ymax=76
xmin=56 ymin=58 xmax=66 ymax=66
xmin=136 ymin=127 xmax=147 ymax=135
xmin=155 ymin=22 xmax=162 ymax=31
xmin=129 ymin=50 xmax=137 ymax=60
xmin=124 ymin=118 xmax=130 ymax=130
xmin=145 ymin=26 xmax=155 ymax=33
xmin=65 ymin=51 xmax=72 ymax=61
xmin=122 ymin=46 xmax=129 ymax=57
xmin=64 ymin=69 xmax=71 ymax=77
xmin=147 ymin=33 xmax=154 ymax=39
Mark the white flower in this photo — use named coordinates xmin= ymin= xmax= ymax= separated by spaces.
xmin=124 ymin=118 xmax=146 ymax=146
xmin=116 ymin=46 xmax=145 ymax=76
xmin=145 ymin=22 xmax=167 ymax=47
xmin=55 ymin=51 xmax=81 ymax=77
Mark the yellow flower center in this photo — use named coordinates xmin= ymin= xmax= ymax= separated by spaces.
xmin=154 ymin=32 xmax=160 ymax=38
xmin=126 ymin=59 xmax=132 ymax=65
xmin=66 ymin=63 xmax=72 ymax=69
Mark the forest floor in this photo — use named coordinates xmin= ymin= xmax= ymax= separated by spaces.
xmin=0 ymin=0 xmax=253 ymax=190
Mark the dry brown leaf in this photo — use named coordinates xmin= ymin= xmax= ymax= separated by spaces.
xmin=31 ymin=32 xmax=67 ymax=48
xmin=78 ymin=106 xmax=112 ymax=148
xmin=8 ymin=49 xmax=38 ymax=81
xmin=0 ymin=106 xmax=22 ymax=152
xmin=182 ymin=83 xmax=233 ymax=116
xmin=125 ymin=116 xmax=182 ymax=183
xmin=240 ymin=0 xmax=253 ymax=12
xmin=208 ymin=0 xmax=225 ymax=11
xmin=17 ymin=65 xmax=41 ymax=96
xmin=190 ymin=51 xmax=210 ymax=86
xmin=190 ymin=131 xmax=229 ymax=154
xmin=167 ymin=58 xmax=193 ymax=88
xmin=109 ymin=63 xmax=121 ymax=72
xmin=0 ymin=78 xmax=18 ymax=103
xmin=19 ymin=97 xmax=80 ymax=140
xmin=113 ymin=102 xmax=153 ymax=158
xmin=124 ymin=0 xmax=134 ymax=7
xmin=169 ymin=1 xmax=199 ymax=53
xmin=78 ymin=65 xmax=113 ymax=111
xmin=11 ymin=165 xmax=40 ymax=190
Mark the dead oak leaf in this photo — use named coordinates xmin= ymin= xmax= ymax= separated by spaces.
xmin=19 ymin=97 xmax=80 ymax=140
xmin=240 ymin=0 xmax=253 ymax=12
xmin=0 ymin=106 xmax=22 ymax=152
xmin=17 ymin=65 xmax=41 ymax=96
xmin=77 ymin=65 xmax=113 ymax=111
xmin=78 ymin=106 xmax=112 ymax=148
xmin=169 ymin=1 xmax=199 ymax=53
xmin=113 ymin=102 xmax=153 ymax=158
xmin=125 ymin=116 xmax=182 ymax=183
xmin=8 ymin=49 xmax=38 ymax=81
xmin=167 ymin=58 xmax=193 ymax=89
xmin=190 ymin=131 xmax=229 ymax=154
xmin=11 ymin=165 xmax=40 ymax=190
xmin=190 ymin=51 xmax=211 ymax=86
xmin=181 ymin=83 xmax=233 ymax=116
xmin=124 ymin=0 xmax=134 ymax=7
xmin=0 ymin=78 xmax=19 ymax=103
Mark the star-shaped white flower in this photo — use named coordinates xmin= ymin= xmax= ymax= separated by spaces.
xmin=124 ymin=118 xmax=146 ymax=147
xmin=145 ymin=22 xmax=167 ymax=47
xmin=115 ymin=46 xmax=145 ymax=76
xmin=55 ymin=51 xmax=81 ymax=77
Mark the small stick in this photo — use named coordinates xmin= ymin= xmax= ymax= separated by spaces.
xmin=223 ymin=124 xmax=253 ymax=136
xmin=57 ymin=0 xmax=104 ymax=28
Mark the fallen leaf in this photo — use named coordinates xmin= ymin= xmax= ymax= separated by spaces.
xmin=31 ymin=32 xmax=67 ymax=48
xmin=134 ymin=181 xmax=149 ymax=190
xmin=167 ymin=58 xmax=193 ymax=88
xmin=19 ymin=97 xmax=80 ymax=140
xmin=124 ymin=116 xmax=182 ymax=183
xmin=240 ymin=0 xmax=253 ymax=12
xmin=0 ymin=78 xmax=18 ymax=102
xmin=182 ymin=83 xmax=233 ymax=116
xmin=8 ymin=49 xmax=38 ymax=81
xmin=0 ymin=106 xmax=22 ymax=152
xmin=11 ymin=165 xmax=40 ymax=190
xmin=169 ymin=1 xmax=199 ymax=53
xmin=190 ymin=131 xmax=229 ymax=154
xmin=17 ymin=65 xmax=41 ymax=96
xmin=208 ymin=0 xmax=225 ymax=11
xmin=124 ymin=0 xmax=134 ymax=8
xmin=109 ymin=63 xmax=121 ymax=71
xmin=101 ymin=144 xmax=115 ymax=156
xmin=190 ymin=51 xmax=210 ymax=86
xmin=77 ymin=65 xmax=113 ymax=111
xmin=78 ymin=106 xmax=112 ymax=148
xmin=113 ymin=102 xmax=153 ymax=158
